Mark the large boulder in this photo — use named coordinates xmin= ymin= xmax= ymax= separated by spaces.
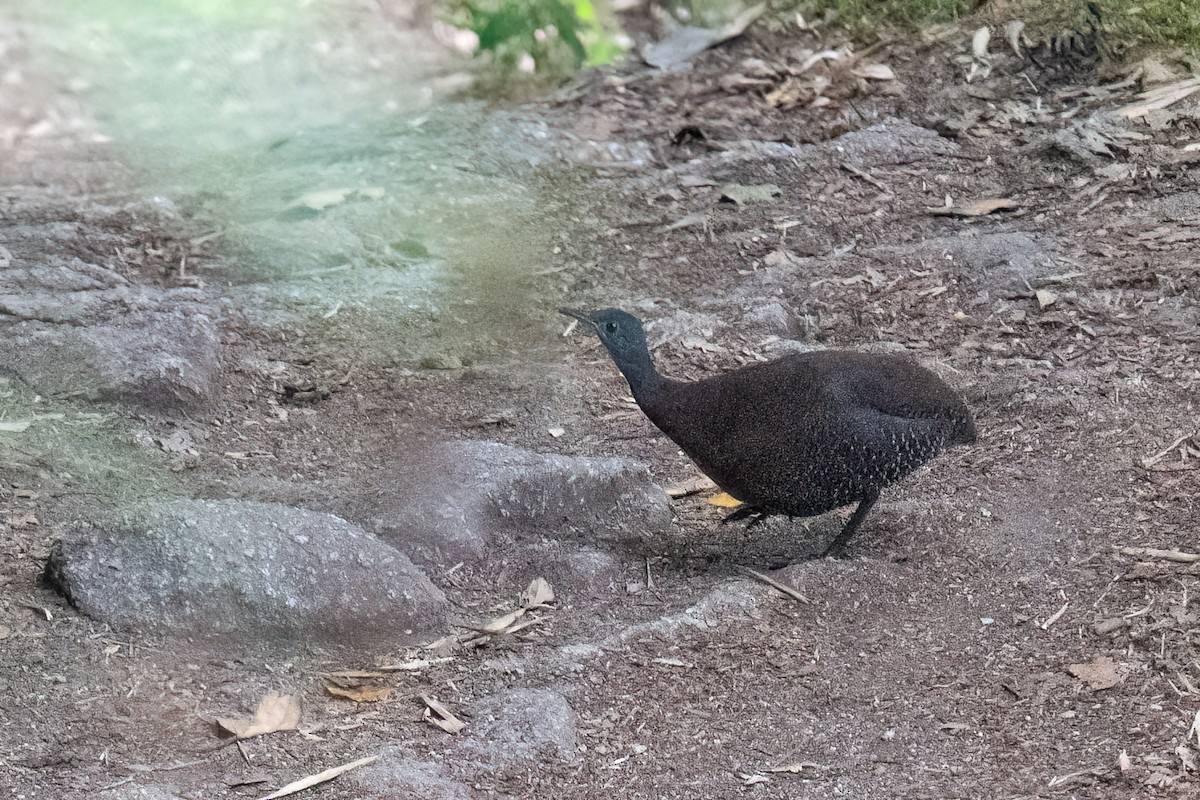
xmin=348 ymin=440 xmax=673 ymax=568
xmin=45 ymin=498 xmax=447 ymax=650
xmin=0 ymin=244 xmax=221 ymax=409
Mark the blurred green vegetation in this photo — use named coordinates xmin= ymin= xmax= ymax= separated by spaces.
xmin=451 ymin=0 xmax=626 ymax=76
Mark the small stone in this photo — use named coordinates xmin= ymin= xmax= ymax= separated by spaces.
xmin=420 ymin=353 xmax=463 ymax=370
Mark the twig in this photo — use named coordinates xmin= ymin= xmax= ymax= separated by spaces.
xmin=1040 ymin=601 xmax=1069 ymax=631
xmin=255 ymin=755 xmax=378 ymax=800
xmin=840 ymin=162 xmax=887 ymax=192
xmin=1118 ymin=546 xmax=1200 ymax=563
xmin=1140 ymin=431 xmax=1197 ymax=469
xmin=738 ymin=566 xmax=812 ymax=604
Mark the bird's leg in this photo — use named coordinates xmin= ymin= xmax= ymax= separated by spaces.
xmin=821 ymin=490 xmax=880 ymax=558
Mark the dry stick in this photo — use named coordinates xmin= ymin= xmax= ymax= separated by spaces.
xmin=1140 ymin=431 xmax=1198 ymax=468
xmin=1118 ymin=546 xmax=1200 ymax=563
xmin=738 ymin=566 xmax=812 ymax=605
xmin=255 ymin=755 xmax=378 ymax=800
xmin=1040 ymin=601 xmax=1069 ymax=631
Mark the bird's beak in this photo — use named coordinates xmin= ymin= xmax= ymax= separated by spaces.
xmin=559 ymin=308 xmax=596 ymax=329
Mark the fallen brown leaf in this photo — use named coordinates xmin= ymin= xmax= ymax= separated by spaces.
xmin=1066 ymin=656 xmax=1125 ymax=691
xmin=217 ymin=692 xmax=301 ymax=739
xmin=928 ymin=198 xmax=1019 ymax=217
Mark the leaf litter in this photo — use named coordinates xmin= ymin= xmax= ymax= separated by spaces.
xmin=216 ymin=692 xmax=301 ymax=739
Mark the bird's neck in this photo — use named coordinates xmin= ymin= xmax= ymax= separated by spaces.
xmin=612 ymin=347 xmax=663 ymax=404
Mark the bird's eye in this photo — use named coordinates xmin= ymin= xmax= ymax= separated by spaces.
xmin=604 ymin=321 xmax=618 ymax=333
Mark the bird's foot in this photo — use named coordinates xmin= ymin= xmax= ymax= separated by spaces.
xmin=721 ymin=505 xmax=772 ymax=528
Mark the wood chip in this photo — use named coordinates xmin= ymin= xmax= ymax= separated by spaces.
xmin=421 ymin=695 xmax=465 ymax=734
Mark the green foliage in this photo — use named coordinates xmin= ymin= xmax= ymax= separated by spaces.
xmin=456 ymin=0 xmax=624 ymax=75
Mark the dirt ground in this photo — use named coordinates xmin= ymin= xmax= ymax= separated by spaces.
xmin=2 ymin=5 xmax=1199 ymax=800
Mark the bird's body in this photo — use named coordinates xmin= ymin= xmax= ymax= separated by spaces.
xmin=562 ymin=308 xmax=976 ymax=557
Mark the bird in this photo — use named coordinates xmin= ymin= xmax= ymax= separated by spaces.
xmin=560 ymin=307 xmax=976 ymax=558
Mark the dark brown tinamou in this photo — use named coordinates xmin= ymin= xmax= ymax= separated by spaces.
xmin=562 ymin=308 xmax=976 ymax=557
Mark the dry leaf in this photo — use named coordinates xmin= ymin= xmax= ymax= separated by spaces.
xmin=292 ymin=187 xmax=385 ymax=211
xmin=854 ymin=63 xmax=895 ymax=81
xmin=378 ymin=656 xmax=453 ymax=671
xmin=325 ymin=684 xmax=392 ymax=703
xmin=928 ymin=198 xmax=1019 ymax=217
xmin=217 ymin=692 xmax=301 ymax=739
xmin=664 ymin=476 xmax=717 ymax=498
xmin=520 ymin=577 xmax=555 ymax=609
xmin=480 ymin=608 xmax=526 ymax=633
xmin=422 ymin=695 xmax=465 ymax=734
xmin=295 ymin=188 xmax=353 ymax=210
xmin=707 ymin=491 xmax=743 ymax=508
xmin=680 ymin=334 xmax=721 ymax=353
xmin=322 ymin=670 xmax=386 ymax=680
xmin=1004 ymin=20 xmax=1025 ymax=56
xmin=1112 ymin=78 xmax=1200 ymax=119
xmin=971 ymin=26 xmax=990 ymax=60
xmin=719 ymin=183 xmax=782 ymax=205
xmin=1066 ymin=656 xmax=1125 ymax=691
xmin=652 ymin=657 xmax=691 ymax=668
xmin=1035 ymin=289 xmax=1059 ymax=309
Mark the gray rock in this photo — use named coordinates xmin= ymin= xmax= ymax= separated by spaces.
xmin=350 ymin=440 xmax=672 ymax=568
xmin=349 ymin=751 xmax=474 ymax=800
xmin=45 ymin=499 xmax=447 ymax=649
xmin=820 ymin=119 xmax=958 ymax=168
xmin=458 ymin=688 xmax=578 ymax=766
xmin=0 ymin=252 xmax=221 ymax=408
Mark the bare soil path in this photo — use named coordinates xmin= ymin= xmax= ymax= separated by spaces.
xmin=1 ymin=6 xmax=1198 ymax=799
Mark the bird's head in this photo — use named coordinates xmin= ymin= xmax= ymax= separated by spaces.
xmin=559 ymin=307 xmax=648 ymax=363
